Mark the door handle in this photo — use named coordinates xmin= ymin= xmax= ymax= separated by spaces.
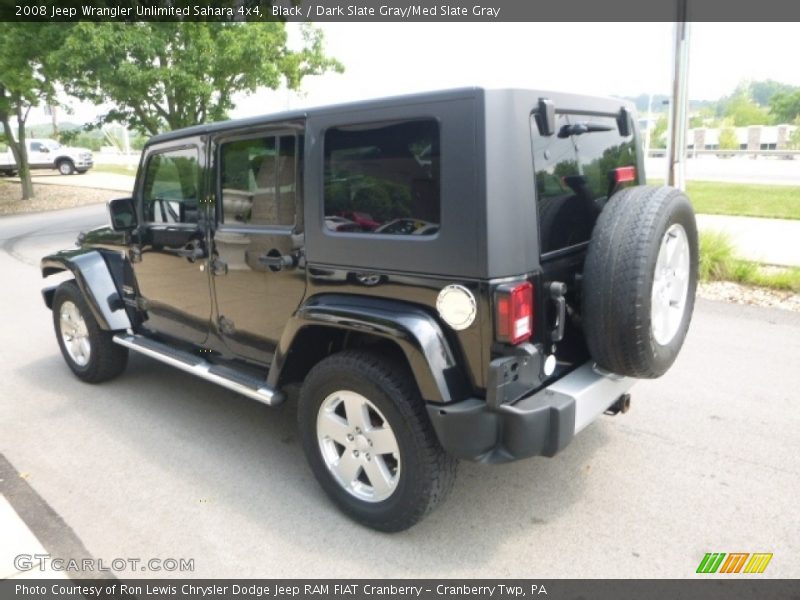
xmin=258 ymin=252 xmax=297 ymax=272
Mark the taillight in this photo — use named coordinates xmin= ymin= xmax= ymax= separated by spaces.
xmin=612 ymin=166 xmax=637 ymax=184
xmin=495 ymin=282 xmax=534 ymax=345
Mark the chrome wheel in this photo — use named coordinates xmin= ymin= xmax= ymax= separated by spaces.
xmin=59 ymin=300 xmax=91 ymax=367
xmin=316 ymin=390 xmax=401 ymax=503
xmin=651 ymin=223 xmax=691 ymax=345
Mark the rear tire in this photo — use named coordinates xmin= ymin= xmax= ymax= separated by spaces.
xmin=298 ymin=350 xmax=457 ymax=532
xmin=52 ymin=280 xmax=128 ymax=383
xmin=582 ymin=185 xmax=698 ymax=378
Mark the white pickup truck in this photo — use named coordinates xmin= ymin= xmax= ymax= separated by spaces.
xmin=0 ymin=138 xmax=93 ymax=176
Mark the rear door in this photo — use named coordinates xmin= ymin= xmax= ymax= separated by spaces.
xmin=531 ymin=111 xmax=638 ymax=356
xmin=210 ymin=125 xmax=306 ymax=364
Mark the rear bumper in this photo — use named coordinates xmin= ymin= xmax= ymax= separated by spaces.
xmin=427 ymin=361 xmax=635 ymax=463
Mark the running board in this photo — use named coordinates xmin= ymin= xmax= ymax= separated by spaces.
xmin=112 ymin=333 xmax=285 ymax=407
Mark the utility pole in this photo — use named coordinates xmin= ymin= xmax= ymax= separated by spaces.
xmin=666 ymin=0 xmax=691 ymax=190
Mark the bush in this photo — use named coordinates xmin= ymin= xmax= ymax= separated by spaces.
xmin=699 ymin=230 xmax=737 ymax=280
xmin=699 ymin=230 xmax=800 ymax=292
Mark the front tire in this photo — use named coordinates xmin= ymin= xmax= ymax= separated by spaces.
xmin=52 ymin=281 xmax=128 ymax=383
xmin=57 ymin=159 xmax=75 ymax=175
xmin=298 ymin=351 xmax=457 ymax=532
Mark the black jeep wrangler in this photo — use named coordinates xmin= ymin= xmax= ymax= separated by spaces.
xmin=41 ymin=88 xmax=697 ymax=531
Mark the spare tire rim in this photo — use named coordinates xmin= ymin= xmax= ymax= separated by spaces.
xmin=651 ymin=223 xmax=691 ymax=345
xmin=317 ymin=390 xmax=401 ymax=503
xmin=59 ymin=300 xmax=91 ymax=367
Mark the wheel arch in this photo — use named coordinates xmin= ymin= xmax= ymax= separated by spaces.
xmin=268 ymin=294 xmax=470 ymax=404
xmin=41 ymin=249 xmax=131 ymax=331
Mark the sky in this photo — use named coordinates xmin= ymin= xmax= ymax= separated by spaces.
xmin=34 ymin=22 xmax=800 ymax=127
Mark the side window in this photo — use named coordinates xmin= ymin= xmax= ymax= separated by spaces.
xmin=142 ymin=147 xmax=200 ymax=224
xmin=323 ymin=119 xmax=440 ymax=236
xmin=30 ymin=141 xmax=44 ymax=152
xmin=219 ymin=134 xmax=297 ymax=227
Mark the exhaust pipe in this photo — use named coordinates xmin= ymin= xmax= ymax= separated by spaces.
xmin=605 ymin=393 xmax=631 ymax=416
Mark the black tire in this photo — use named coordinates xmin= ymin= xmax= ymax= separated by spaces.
xmin=298 ymin=350 xmax=457 ymax=532
xmin=1 ymin=169 xmax=17 ymax=177
xmin=52 ymin=280 xmax=128 ymax=383
xmin=56 ymin=159 xmax=75 ymax=175
xmin=582 ymin=185 xmax=698 ymax=378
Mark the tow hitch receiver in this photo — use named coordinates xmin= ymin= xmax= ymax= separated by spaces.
xmin=605 ymin=393 xmax=631 ymax=416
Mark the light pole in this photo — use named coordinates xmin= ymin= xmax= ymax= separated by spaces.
xmin=666 ymin=0 xmax=691 ymax=191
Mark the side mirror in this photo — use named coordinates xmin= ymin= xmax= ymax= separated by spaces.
xmin=108 ymin=197 xmax=137 ymax=232
xmin=617 ymin=106 xmax=632 ymax=137
xmin=40 ymin=147 xmax=50 ymax=153
xmin=535 ymin=97 xmax=556 ymax=137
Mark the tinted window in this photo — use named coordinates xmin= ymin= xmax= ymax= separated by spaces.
xmin=219 ymin=134 xmax=297 ymax=227
xmin=142 ymin=147 xmax=200 ymax=224
xmin=324 ymin=120 xmax=440 ymax=236
xmin=532 ymin=113 xmax=636 ymax=254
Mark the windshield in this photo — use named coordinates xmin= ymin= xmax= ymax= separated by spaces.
xmin=45 ymin=141 xmax=61 ymax=150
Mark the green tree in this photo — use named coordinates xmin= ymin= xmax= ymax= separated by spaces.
xmin=718 ymin=127 xmax=739 ymax=150
xmin=749 ymin=79 xmax=798 ymax=106
xmin=769 ymin=90 xmax=800 ymax=124
xmin=721 ymin=92 xmax=772 ymax=126
xmin=0 ymin=23 xmax=66 ymax=199
xmin=58 ymin=22 xmax=342 ymax=136
xmin=650 ymin=115 xmax=668 ymax=149
xmin=786 ymin=127 xmax=800 ymax=151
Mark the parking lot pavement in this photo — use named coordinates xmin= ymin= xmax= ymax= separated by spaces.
xmin=1 ymin=206 xmax=799 ymax=579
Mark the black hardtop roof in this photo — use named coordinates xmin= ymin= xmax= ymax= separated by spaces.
xmin=146 ymin=87 xmax=634 ymax=145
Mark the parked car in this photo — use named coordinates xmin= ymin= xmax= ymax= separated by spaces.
xmin=40 ymin=88 xmax=697 ymax=531
xmin=374 ymin=218 xmax=439 ymax=235
xmin=324 ymin=216 xmax=361 ymax=232
xmin=339 ymin=211 xmax=381 ymax=231
xmin=0 ymin=138 xmax=93 ymax=175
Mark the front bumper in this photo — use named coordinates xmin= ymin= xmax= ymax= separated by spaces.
xmin=427 ymin=361 xmax=635 ymax=463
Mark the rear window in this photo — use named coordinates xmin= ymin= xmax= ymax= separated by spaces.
xmin=323 ymin=119 xmax=440 ymax=236
xmin=532 ymin=113 xmax=636 ymax=255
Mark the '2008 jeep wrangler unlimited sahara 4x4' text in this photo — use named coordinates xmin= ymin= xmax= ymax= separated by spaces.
xmin=41 ymin=89 xmax=697 ymax=531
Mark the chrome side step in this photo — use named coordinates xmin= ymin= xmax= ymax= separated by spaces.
xmin=113 ymin=333 xmax=285 ymax=407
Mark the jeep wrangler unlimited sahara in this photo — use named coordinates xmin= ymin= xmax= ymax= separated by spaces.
xmin=41 ymin=89 xmax=697 ymax=531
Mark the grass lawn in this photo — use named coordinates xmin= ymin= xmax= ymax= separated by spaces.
xmin=648 ymin=179 xmax=800 ymax=220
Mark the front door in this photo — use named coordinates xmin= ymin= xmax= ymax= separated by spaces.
xmin=131 ymin=141 xmax=211 ymax=345
xmin=28 ymin=140 xmax=50 ymax=167
xmin=211 ymin=128 xmax=306 ymax=364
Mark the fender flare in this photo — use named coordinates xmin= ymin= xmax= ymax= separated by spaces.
xmin=267 ymin=294 xmax=468 ymax=404
xmin=41 ymin=249 xmax=131 ymax=331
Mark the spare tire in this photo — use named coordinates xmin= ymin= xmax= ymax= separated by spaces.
xmin=582 ymin=185 xmax=698 ymax=378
